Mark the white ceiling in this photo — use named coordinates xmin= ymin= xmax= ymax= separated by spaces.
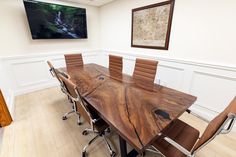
xmin=62 ymin=0 xmax=116 ymax=7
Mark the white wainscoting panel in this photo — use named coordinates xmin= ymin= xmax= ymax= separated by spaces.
xmin=190 ymin=71 xmax=236 ymax=115
xmin=0 ymin=50 xmax=100 ymax=96
xmin=1 ymin=50 xmax=236 ymax=131
xmin=102 ymin=50 xmax=236 ymax=123
xmin=12 ymin=60 xmax=49 ymax=88
xmin=157 ymin=65 xmax=185 ymax=89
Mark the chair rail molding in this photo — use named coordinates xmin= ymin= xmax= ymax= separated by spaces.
xmin=103 ymin=50 xmax=236 ymax=72
xmin=0 ymin=50 xmax=101 ymax=97
xmin=101 ymin=50 xmax=236 ymax=124
xmin=0 ymin=49 xmax=236 ymax=131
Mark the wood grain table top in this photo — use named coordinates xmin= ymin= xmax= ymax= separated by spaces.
xmin=59 ymin=64 xmax=197 ymax=152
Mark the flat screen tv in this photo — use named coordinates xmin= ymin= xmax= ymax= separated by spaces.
xmin=23 ymin=0 xmax=88 ymax=39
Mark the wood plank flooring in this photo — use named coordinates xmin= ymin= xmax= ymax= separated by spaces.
xmin=0 ymin=87 xmax=236 ymax=157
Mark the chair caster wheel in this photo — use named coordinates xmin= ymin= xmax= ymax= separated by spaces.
xmin=110 ymin=151 xmax=116 ymax=157
xmin=82 ymin=151 xmax=86 ymax=157
xmin=106 ymin=128 xmax=111 ymax=133
xmin=69 ymin=99 xmax=73 ymax=103
xmin=141 ymin=152 xmax=146 ymax=156
xmin=77 ymin=122 xmax=82 ymax=125
xmin=82 ymin=130 xmax=88 ymax=135
xmin=62 ymin=116 xmax=67 ymax=120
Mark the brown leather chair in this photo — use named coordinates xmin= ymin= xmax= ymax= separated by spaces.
xmin=58 ymin=73 xmax=116 ymax=157
xmin=109 ymin=54 xmax=123 ymax=72
xmin=47 ymin=61 xmax=61 ymax=83
xmin=148 ymin=97 xmax=236 ymax=157
xmin=64 ymin=53 xmax=83 ymax=68
xmin=47 ymin=61 xmax=69 ymax=93
xmin=57 ymin=73 xmax=82 ymax=125
xmin=133 ymin=58 xmax=158 ymax=83
xmin=47 ymin=61 xmax=79 ymax=121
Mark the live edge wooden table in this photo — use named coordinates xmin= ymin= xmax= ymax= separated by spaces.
xmin=59 ymin=64 xmax=197 ymax=157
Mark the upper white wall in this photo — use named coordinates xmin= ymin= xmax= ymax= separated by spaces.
xmin=100 ymin=0 xmax=236 ymax=65
xmin=0 ymin=0 xmax=100 ymax=57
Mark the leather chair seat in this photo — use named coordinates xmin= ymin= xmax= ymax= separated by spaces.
xmin=153 ymin=119 xmax=200 ymax=157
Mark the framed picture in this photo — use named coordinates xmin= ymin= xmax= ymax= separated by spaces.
xmin=131 ymin=0 xmax=175 ymax=50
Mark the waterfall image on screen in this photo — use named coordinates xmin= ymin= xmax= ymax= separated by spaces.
xmin=23 ymin=0 xmax=87 ymax=39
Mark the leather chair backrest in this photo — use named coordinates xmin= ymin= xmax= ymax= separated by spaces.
xmin=64 ymin=53 xmax=83 ymax=68
xmin=47 ymin=61 xmax=62 ymax=83
xmin=133 ymin=58 xmax=158 ymax=83
xmin=193 ymin=96 xmax=236 ymax=151
xmin=58 ymin=73 xmax=92 ymax=124
xmin=47 ymin=61 xmax=54 ymax=69
xmin=109 ymin=55 xmax=123 ymax=72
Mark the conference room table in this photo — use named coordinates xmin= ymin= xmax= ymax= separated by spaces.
xmin=59 ymin=64 xmax=197 ymax=157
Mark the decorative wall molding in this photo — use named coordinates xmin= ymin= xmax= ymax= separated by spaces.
xmin=0 ymin=50 xmax=100 ymax=97
xmin=159 ymin=64 xmax=185 ymax=72
xmin=0 ymin=49 xmax=100 ymax=61
xmin=104 ymin=50 xmax=236 ymax=72
xmin=0 ymin=50 xmax=235 ymax=131
xmin=193 ymin=71 xmax=236 ymax=82
xmin=102 ymin=50 xmax=236 ymax=124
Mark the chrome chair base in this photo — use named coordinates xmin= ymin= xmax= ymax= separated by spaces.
xmin=62 ymin=103 xmax=82 ymax=125
xmin=62 ymin=111 xmax=82 ymax=125
xmin=82 ymin=128 xmax=110 ymax=135
xmin=82 ymin=128 xmax=115 ymax=157
xmin=146 ymin=146 xmax=196 ymax=157
xmin=146 ymin=146 xmax=165 ymax=156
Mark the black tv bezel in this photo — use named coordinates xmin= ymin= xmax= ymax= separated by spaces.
xmin=23 ymin=0 xmax=88 ymax=40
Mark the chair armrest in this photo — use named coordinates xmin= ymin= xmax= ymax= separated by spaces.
xmin=57 ymin=69 xmax=70 ymax=79
xmin=163 ymin=136 xmax=192 ymax=157
xmin=221 ymin=113 xmax=236 ymax=134
xmin=186 ymin=109 xmax=210 ymax=123
xmin=49 ymin=68 xmax=55 ymax=77
xmin=90 ymin=117 xmax=102 ymax=131
xmin=91 ymin=117 xmax=102 ymax=123
xmin=63 ymin=89 xmax=81 ymax=102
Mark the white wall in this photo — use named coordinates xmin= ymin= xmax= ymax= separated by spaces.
xmin=99 ymin=51 xmax=236 ymax=122
xmin=0 ymin=0 xmax=100 ymax=115
xmin=99 ymin=0 xmax=236 ymax=121
xmin=100 ymin=0 xmax=236 ymax=65
xmin=0 ymin=0 xmax=235 ymax=125
xmin=0 ymin=0 xmax=100 ymax=56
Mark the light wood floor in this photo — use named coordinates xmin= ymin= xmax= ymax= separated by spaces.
xmin=0 ymin=87 xmax=236 ymax=157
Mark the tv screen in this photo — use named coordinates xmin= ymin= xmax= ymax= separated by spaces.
xmin=23 ymin=0 xmax=87 ymax=39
